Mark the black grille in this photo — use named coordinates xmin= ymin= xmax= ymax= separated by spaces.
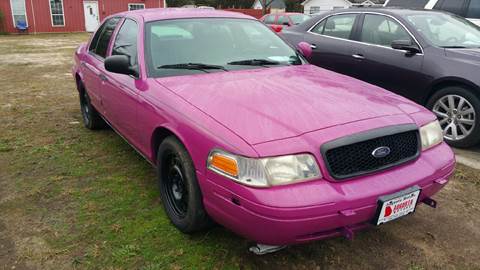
xmin=322 ymin=126 xmax=420 ymax=180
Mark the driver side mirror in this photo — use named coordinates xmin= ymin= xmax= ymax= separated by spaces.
xmin=105 ymin=55 xmax=138 ymax=77
xmin=391 ymin=40 xmax=421 ymax=55
xmin=297 ymin=42 xmax=312 ymax=59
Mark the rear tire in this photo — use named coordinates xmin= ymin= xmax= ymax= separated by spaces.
xmin=426 ymin=86 xmax=480 ymax=148
xmin=157 ymin=136 xmax=213 ymax=233
xmin=79 ymin=88 xmax=106 ymax=130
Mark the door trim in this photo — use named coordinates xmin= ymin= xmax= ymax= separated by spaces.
xmin=306 ymin=11 xmax=424 ymax=55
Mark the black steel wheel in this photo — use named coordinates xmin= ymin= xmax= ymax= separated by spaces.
xmin=162 ymin=153 xmax=189 ymax=218
xmin=157 ymin=136 xmax=213 ymax=233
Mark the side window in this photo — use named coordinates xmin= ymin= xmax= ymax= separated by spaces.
xmin=264 ymin=15 xmax=276 ymax=24
xmin=278 ymin=16 xmax=290 ymax=25
xmin=467 ymin=0 xmax=480 ymax=18
xmin=360 ymin=14 xmax=412 ymax=47
xmin=321 ymin=14 xmax=357 ymax=39
xmin=434 ymin=0 xmax=467 ymax=16
xmin=310 ymin=6 xmax=320 ymax=15
xmin=112 ymin=19 xmax=138 ymax=69
xmin=311 ymin=20 xmax=326 ymax=34
xmin=89 ymin=22 xmax=106 ymax=52
xmin=89 ymin=17 xmax=121 ymax=59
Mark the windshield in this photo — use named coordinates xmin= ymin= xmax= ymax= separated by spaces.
xmin=290 ymin=14 xmax=311 ymax=25
xmin=145 ymin=18 xmax=303 ymax=78
xmin=406 ymin=13 xmax=480 ymax=48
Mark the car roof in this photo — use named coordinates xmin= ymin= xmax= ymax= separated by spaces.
xmin=321 ymin=7 xmax=448 ymax=17
xmin=276 ymin=12 xmax=309 ymax=16
xmin=116 ymin=8 xmax=255 ymax=22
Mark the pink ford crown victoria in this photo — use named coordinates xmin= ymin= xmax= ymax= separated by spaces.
xmin=72 ymin=8 xmax=455 ymax=247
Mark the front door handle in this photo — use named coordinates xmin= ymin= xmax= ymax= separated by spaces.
xmin=310 ymin=44 xmax=317 ymax=49
xmin=352 ymin=54 xmax=365 ymax=59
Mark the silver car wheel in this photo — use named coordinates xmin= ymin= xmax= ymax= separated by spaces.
xmin=433 ymin=94 xmax=476 ymax=141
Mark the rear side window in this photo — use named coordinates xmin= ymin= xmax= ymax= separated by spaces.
xmin=278 ymin=16 xmax=290 ymax=25
xmin=264 ymin=15 xmax=276 ymax=24
xmin=433 ymin=0 xmax=467 ymax=16
xmin=312 ymin=14 xmax=357 ymax=40
xmin=385 ymin=0 xmax=429 ymax=8
xmin=467 ymin=0 xmax=480 ymax=18
xmin=89 ymin=17 xmax=121 ymax=59
xmin=360 ymin=14 xmax=412 ymax=46
xmin=112 ymin=18 xmax=138 ymax=69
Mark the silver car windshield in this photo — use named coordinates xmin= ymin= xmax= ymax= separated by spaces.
xmin=406 ymin=13 xmax=480 ymax=48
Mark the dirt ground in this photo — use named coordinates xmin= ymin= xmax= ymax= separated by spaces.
xmin=1 ymin=33 xmax=480 ymax=270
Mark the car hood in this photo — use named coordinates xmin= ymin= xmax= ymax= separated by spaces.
xmin=155 ymin=65 xmax=421 ymax=145
xmin=445 ymin=48 xmax=480 ymax=64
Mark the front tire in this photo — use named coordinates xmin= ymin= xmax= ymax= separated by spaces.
xmin=427 ymin=86 xmax=480 ymax=148
xmin=157 ymin=136 xmax=212 ymax=233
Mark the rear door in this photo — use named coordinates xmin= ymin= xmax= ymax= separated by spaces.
xmin=303 ymin=13 xmax=360 ymax=78
xmin=351 ymin=13 xmax=426 ymax=98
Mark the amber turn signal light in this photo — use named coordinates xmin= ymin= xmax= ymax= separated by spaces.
xmin=209 ymin=153 xmax=239 ymax=177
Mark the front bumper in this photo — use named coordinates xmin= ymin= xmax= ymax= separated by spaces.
xmin=198 ymin=142 xmax=455 ymax=245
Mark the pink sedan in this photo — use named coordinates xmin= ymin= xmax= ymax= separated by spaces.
xmin=72 ymin=8 xmax=455 ymax=250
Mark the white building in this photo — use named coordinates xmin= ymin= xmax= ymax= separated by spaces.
xmin=302 ymin=0 xmax=384 ymax=15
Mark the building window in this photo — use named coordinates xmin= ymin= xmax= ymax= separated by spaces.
xmin=10 ymin=0 xmax=28 ymax=27
xmin=49 ymin=0 xmax=65 ymax=26
xmin=128 ymin=3 xmax=145 ymax=11
xmin=309 ymin=6 xmax=320 ymax=14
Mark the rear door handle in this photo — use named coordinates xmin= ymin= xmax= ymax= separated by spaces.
xmin=352 ymin=54 xmax=365 ymax=59
xmin=310 ymin=44 xmax=317 ymax=49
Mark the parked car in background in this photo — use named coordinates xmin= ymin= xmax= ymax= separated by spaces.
xmin=282 ymin=8 xmax=480 ymax=147
xmin=260 ymin=12 xmax=311 ymax=32
xmin=384 ymin=0 xmax=480 ymax=26
xmin=72 ymin=8 xmax=454 ymax=248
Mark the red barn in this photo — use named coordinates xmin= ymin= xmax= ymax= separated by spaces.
xmin=0 ymin=0 xmax=165 ymax=34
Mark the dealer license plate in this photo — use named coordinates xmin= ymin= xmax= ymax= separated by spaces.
xmin=374 ymin=186 xmax=421 ymax=226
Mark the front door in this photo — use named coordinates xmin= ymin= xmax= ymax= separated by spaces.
xmin=83 ymin=1 xmax=100 ymax=32
xmin=352 ymin=14 xmax=426 ymax=102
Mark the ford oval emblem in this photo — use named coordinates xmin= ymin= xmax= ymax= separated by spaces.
xmin=372 ymin=146 xmax=391 ymax=158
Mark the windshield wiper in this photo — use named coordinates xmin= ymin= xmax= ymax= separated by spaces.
xmin=157 ymin=63 xmax=228 ymax=72
xmin=227 ymin=59 xmax=281 ymax=66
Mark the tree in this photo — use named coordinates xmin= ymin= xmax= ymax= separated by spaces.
xmin=285 ymin=0 xmax=303 ymax=12
xmin=261 ymin=0 xmax=275 ymax=14
xmin=166 ymin=0 xmax=195 ymax=7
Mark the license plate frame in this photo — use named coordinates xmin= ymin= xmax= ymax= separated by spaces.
xmin=373 ymin=185 xmax=421 ymax=226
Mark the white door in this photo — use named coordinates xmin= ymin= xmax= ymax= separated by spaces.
xmin=83 ymin=1 xmax=100 ymax=32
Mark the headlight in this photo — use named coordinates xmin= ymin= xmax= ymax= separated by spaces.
xmin=207 ymin=150 xmax=321 ymax=187
xmin=420 ymin=120 xmax=443 ymax=151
